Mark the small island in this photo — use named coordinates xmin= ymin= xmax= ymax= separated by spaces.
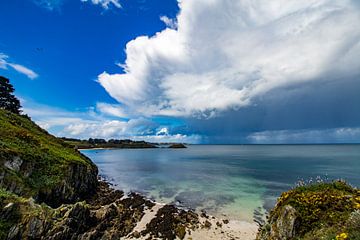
xmin=168 ymin=143 xmax=187 ymax=148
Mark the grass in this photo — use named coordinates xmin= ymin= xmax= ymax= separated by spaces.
xmin=0 ymin=109 xmax=95 ymax=198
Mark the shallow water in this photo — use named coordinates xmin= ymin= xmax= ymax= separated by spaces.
xmin=82 ymin=144 xmax=360 ymax=221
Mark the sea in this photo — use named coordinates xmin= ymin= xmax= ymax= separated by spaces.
xmin=81 ymin=144 xmax=360 ymax=222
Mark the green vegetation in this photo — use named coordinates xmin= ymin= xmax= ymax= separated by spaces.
xmin=0 ymin=109 xmax=96 ymax=200
xmin=257 ymin=181 xmax=360 ymax=240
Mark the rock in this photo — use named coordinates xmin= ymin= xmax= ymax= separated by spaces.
xmin=141 ymin=204 xmax=199 ymax=239
xmin=222 ymin=219 xmax=229 ymax=224
xmin=36 ymin=162 xmax=98 ymax=208
xmin=4 ymin=156 xmax=23 ymax=171
xmin=176 ymin=225 xmax=186 ymax=239
xmin=272 ymin=205 xmax=297 ymax=239
xmin=132 ymin=230 xmax=141 ymax=238
xmin=85 ymin=180 xmax=124 ymax=207
xmin=204 ymin=220 xmax=212 ymax=229
xmin=7 ymin=226 xmax=21 ymax=240
xmin=95 ymin=203 xmax=118 ymax=221
xmin=200 ymin=210 xmax=208 ymax=218
xmin=27 ymin=217 xmax=45 ymax=239
xmin=346 ymin=210 xmax=360 ymax=229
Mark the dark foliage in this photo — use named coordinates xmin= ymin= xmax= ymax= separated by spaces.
xmin=0 ymin=76 xmax=21 ymax=114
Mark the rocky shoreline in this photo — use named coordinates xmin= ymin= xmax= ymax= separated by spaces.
xmin=1 ymin=178 xmax=258 ymax=240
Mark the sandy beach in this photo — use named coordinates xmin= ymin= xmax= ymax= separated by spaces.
xmin=126 ymin=202 xmax=258 ymax=240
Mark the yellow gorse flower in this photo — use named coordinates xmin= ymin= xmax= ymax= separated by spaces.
xmin=336 ymin=232 xmax=348 ymax=240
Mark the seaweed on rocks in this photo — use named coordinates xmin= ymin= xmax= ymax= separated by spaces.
xmin=140 ymin=204 xmax=199 ymax=240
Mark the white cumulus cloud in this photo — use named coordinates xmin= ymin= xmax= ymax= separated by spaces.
xmin=98 ymin=0 xmax=360 ymax=118
xmin=22 ymin=99 xmax=200 ymax=143
xmin=96 ymin=102 xmax=128 ymax=118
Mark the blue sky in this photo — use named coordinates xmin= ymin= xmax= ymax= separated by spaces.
xmin=1 ymin=0 xmax=360 ymax=143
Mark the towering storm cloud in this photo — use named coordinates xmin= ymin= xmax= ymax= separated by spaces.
xmin=98 ymin=0 xmax=360 ymax=119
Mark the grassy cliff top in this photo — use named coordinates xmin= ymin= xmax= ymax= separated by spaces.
xmin=0 ymin=109 xmax=91 ymax=165
xmin=0 ymin=109 xmax=96 ymax=198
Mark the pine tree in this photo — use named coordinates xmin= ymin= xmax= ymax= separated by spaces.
xmin=0 ymin=76 xmax=22 ymax=114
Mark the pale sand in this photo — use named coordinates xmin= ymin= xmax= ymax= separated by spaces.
xmin=187 ymin=216 xmax=258 ymax=240
xmin=126 ymin=203 xmax=258 ymax=240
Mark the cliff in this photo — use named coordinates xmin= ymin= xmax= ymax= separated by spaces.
xmin=0 ymin=109 xmax=98 ymax=207
xmin=257 ymin=181 xmax=360 ymax=240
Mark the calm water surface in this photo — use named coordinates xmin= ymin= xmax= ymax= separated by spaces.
xmin=82 ymin=145 xmax=360 ymax=221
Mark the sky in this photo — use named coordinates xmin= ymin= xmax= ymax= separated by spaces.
xmin=1 ymin=0 xmax=360 ymax=144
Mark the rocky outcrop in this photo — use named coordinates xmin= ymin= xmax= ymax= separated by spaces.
xmin=1 ymin=181 xmax=201 ymax=240
xmin=258 ymin=205 xmax=297 ymax=240
xmin=36 ymin=161 xmax=98 ymax=208
xmin=257 ymin=181 xmax=360 ymax=240
xmin=140 ymin=204 xmax=199 ymax=239
xmin=1 ymin=154 xmax=98 ymax=208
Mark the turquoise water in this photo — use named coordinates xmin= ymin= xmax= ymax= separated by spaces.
xmin=82 ymin=144 xmax=360 ymax=221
